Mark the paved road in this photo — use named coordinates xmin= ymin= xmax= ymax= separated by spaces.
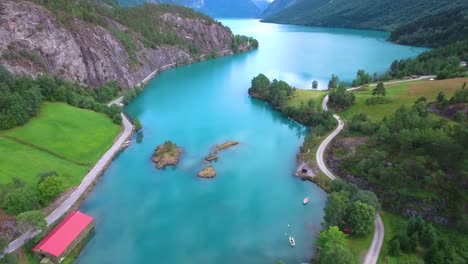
xmin=107 ymin=96 xmax=124 ymax=107
xmin=4 ymin=113 xmax=133 ymax=254
xmin=315 ymin=76 xmax=435 ymax=263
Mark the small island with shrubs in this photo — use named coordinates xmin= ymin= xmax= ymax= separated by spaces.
xmin=151 ymin=141 xmax=183 ymax=169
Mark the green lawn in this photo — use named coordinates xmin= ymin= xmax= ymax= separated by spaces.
xmin=341 ymin=78 xmax=467 ymax=121
xmin=0 ymin=103 xmax=120 ymax=190
xmin=347 ymin=230 xmax=374 ymax=263
xmin=287 ymin=89 xmax=328 ymax=108
xmin=2 ymin=103 xmax=120 ymax=164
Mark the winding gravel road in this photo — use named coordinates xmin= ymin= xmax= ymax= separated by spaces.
xmin=316 ymin=76 xmax=435 ymax=263
xmin=3 ymin=113 xmax=133 ymax=255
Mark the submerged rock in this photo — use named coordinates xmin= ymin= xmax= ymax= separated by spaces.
xmin=197 ymin=166 xmax=216 ymax=178
xmin=204 ymin=153 xmax=218 ymax=162
xmin=214 ymin=141 xmax=239 ymax=152
xmin=151 ymin=141 xmax=182 ymax=169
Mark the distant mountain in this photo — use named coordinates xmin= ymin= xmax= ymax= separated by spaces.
xmin=261 ymin=0 xmax=297 ymax=18
xmin=251 ymin=0 xmax=272 ymax=12
xmin=116 ymin=0 xmax=262 ymax=18
xmin=262 ymin=0 xmax=468 ymax=32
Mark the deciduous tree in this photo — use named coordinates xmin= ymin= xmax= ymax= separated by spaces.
xmin=346 ymin=201 xmax=375 ymax=236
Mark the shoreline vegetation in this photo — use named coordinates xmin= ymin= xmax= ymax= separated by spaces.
xmin=151 ymin=141 xmax=183 ymax=169
xmin=0 ymin=23 xmax=258 ymax=260
xmin=248 ymin=71 xmax=468 ymax=263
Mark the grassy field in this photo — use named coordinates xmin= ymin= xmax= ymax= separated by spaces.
xmin=3 ymin=103 xmax=120 ymax=164
xmin=340 ymin=78 xmax=468 ymax=121
xmin=0 ymin=103 xmax=120 ymax=190
xmin=287 ymin=89 xmax=328 ymax=108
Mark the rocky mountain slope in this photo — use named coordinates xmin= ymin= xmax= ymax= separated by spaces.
xmin=117 ymin=0 xmax=262 ymax=18
xmin=0 ymin=0 xmax=255 ymax=88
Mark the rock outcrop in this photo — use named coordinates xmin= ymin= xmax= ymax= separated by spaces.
xmin=0 ymin=0 xmax=252 ymax=88
xmin=151 ymin=141 xmax=183 ymax=169
xmin=197 ymin=165 xmax=216 ymax=178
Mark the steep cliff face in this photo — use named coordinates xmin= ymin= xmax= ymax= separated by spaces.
xmin=0 ymin=0 xmax=243 ymax=88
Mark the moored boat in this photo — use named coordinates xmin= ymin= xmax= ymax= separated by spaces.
xmin=303 ymin=196 xmax=310 ymax=205
xmin=289 ymin=235 xmax=295 ymax=247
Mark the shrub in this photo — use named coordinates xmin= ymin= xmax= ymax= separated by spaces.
xmin=38 ymin=176 xmax=63 ymax=206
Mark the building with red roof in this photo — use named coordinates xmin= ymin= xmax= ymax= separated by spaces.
xmin=32 ymin=211 xmax=94 ymax=263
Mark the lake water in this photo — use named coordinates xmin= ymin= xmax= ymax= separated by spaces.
xmin=75 ymin=20 xmax=427 ymax=263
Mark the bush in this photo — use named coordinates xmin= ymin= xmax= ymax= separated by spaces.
xmin=365 ymin=96 xmax=391 ymax=105
xmin=134 ymin=118 xmax=143 ymax=132
xmin=329 ymin=82 xmax=355 ymax=110
xmin=38 ymin=176 xmax=63 ymax=206
xmin=1 ymin=188 xmax=39 ymax=215
xmin=16 ymin=210 xmax=46 ymax=233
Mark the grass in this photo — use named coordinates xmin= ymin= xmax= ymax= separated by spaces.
xmin=341 ymin=78 xmax=468 ymax=121
xmin=0 ymin=103 xmax=120 ymax=190
xmin=347 ymin=230 xmax=374 ymax=263
xmin=287 ymin=89 xmax=328 ymax=108
xmin=2 ymin=103 xmax=120 ymax=165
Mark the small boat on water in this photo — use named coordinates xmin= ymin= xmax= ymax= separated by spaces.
xmin=303 ymin=196 xmax=310 ymax=205
xmin=289 ymin=236 xmax=296 ymax=247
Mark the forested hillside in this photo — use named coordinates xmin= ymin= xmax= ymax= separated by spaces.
xmin=0 ymin=0 xmax=257 ymax=88
xmin=389 ymin=9 xmax=468 ymax=48
xmin=116 ymin=0 xmax=262 ymax=17
xmin=262 ymin=0 xmax=468 ymax=32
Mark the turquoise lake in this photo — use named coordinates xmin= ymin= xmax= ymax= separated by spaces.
xmin=75 ymin=20 xmax=427 ymax=263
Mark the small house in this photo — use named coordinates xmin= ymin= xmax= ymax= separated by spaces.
xmin=32 ymin=211 xmax=94 ymax=263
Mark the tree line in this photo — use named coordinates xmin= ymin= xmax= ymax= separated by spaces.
xmin=0 ymin=66 xmax=122 ymax=130
xmin=249 ymin=74 xmax=336 ymax=134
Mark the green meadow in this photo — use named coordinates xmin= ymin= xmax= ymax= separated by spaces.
xmin=0 ymin=103 xmax=120 ymax=190
xmin=340 ymin=78 xmax=467 ymax=121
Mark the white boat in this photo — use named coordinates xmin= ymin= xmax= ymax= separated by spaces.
xmin=303 ymin=196 xmax=310 ymax=205
xmin=289 ymin=236 xmax=295 ymax=247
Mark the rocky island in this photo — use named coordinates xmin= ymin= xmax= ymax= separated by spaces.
xmin=197 ymin=165 xmax=216 ymax=178
xmin=151 ymin=141 xmax=183 ymax=169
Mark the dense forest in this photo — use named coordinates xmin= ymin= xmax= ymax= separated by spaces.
xmin=385 ymin=41 xmax=468 ymax=79
xmin=389 ymin=9 xmax=468 ymax=48
xmin=340 ymin=89 xmax=468 ymax=230
xmin=261 ymin=0 xmax=468 ymax=32
xmin=0 ymin=66 xmax=122 ymax=129
xmin=249 ymin=74 xmax=336 ymax=134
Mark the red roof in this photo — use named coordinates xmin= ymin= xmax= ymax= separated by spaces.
xmin=33 ymin=211 xmax=94 ymax=257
